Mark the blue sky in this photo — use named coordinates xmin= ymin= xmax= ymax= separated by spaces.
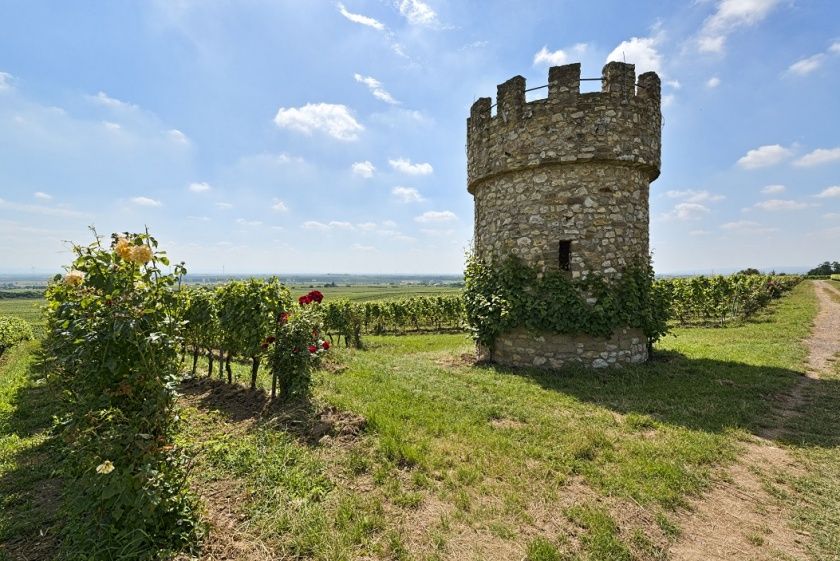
xmin=1 ymin=0 xmax=839 ymax=275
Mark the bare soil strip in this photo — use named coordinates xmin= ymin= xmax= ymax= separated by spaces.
xmin=669 ymin=281 xmax=840 ymax=560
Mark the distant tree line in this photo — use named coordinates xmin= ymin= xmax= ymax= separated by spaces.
xmin=807 ymin=261 xmax=840 ymax=276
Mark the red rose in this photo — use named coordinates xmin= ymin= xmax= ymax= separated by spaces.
xmin=308 ymin=345 xmax=318 ymax=353
xmin=266 ymin=336 xmax=276 ymax=344
xmin=322 ymin=341 xmax=330 ymax=350
xmin=278 ymin=312 xmax=290 ymax=324
xmin=293 ymin=347 xmax=300 ymax=353
xmin=260 ymin=342 xmax=269 ymax=350
xmin=307 ymin=290 xmax=324 ymax=303
xmin=298 ymin=295 xmax=311 ymax=306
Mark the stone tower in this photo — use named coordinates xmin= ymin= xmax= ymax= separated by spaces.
xmin=466 ymin=62 xmax=661 ymax=368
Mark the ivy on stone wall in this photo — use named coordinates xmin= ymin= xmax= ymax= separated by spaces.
xmin=463 ymin=255 xmax=670 ymax=350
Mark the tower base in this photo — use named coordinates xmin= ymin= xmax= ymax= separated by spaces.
xmin=478 ymin=328 xmax=648 ymax=369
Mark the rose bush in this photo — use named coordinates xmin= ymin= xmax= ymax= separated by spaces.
xmin=44 ymin=231 xmax=202 ymax=559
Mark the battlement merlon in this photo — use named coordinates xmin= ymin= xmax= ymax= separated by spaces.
xmin=466 ymin=62 xmax=662 ymax=193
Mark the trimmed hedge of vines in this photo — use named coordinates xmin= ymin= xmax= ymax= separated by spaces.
xmin=0 ymin=315 xmax=33 ymax=356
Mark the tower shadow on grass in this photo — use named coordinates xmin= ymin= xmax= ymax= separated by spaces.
xmin=474 ymin=350 xmax=840 ymax=449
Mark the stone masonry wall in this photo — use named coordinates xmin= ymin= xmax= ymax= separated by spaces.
xmin=467 ymin=62 xmax=661 ymax=369
xmin=480 ymin=328 xmax=648 ymax=369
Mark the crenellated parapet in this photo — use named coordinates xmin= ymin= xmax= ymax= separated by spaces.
xmin=467 ymin=62 xmax=661 ymax=193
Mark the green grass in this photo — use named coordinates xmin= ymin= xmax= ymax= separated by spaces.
xmin=0 ymin=342 xmax=63 ymax=560
xmin=2 ymin=281 xmax=836 ymax=560
xmin=0 ymin=298 xmax=45 ymax=326
xmin=167 ymin=282 xmax=825 ymax=559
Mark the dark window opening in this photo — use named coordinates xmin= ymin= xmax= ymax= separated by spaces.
xmin=559 ymin=240 xmax=572 ymax=271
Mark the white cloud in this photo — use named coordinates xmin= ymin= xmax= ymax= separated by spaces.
xmin=215 ymin=202 xmax=233 ymax=210
xmin=351 ymin=160 xmax=376 ymax=178
xmin=328 ymin=221 xmax=355 ymax=230
xmin=188 ymin=181 xmax=211 ymax=193
xmin=823 ymin=213 xmax=840 ymax=220
xmin=382 ymin=220 xmax=397 ymax=228
xmin=392 ymin=186 xmax=424 ymax=203
xmin=606 ymin=36 xmax=662 ymax=75
xmin=337 ymin=2 xmax=385 ymax=30
xmin=414 ymin=210 xmax=456 ymax=223
xmin=271 ymin=198 xmax=288 ymax=211
xmin=354 ymin=74 xmax=399 ymax=104
xmin=0 ymin=71 xmax=13 ymax=92
xmin=357 ymin=222 xmax=377 ymax=231
xmin=788 ymin=54 xmax=825 ymax=76
xmin=663 ymin=202 xmax=710 ymax=221
xmin=533 ymin=46 xmax=568 ymax=66
xmin=236 ymin=218 xmax=262 ymax=227
xmin=736 ymin=144 xmax=792 ymax=169
xmin=665 ymin=189 xmax=725 ymax=203
xmin=665 ymin=79 xmax=681 ymax=89
xmin=389 ymin=157 xmax=433 ymax=175
xmin=815 ymin=186 xmax=840 ymax=198
xmin=130 ymin=196 xmax=162 ymax=207
xmin=187 ymin=215 xmax=210 ymax=221
xmin=689 ymin=229 xmax=712 ymax=236
xmin=752 ymin=199 xmax=810 ymax=211
xmin=761 ymin=184 xmax=785 ymax=194
xmin=533 ymin=43 xmax=587 ymax=67
xmin=697 ymin=0 xmax=781 ymax=54
xmin=830 ymin=41 xmax=840 ymax=55
xmin=793 ymin=147 xmax=840 ymax=167
xmin=103 ymin=121 xmax=121 ymax=131
xmin=302 ymin=220 xmax=330 ymax=231
xmin=167 ymin=129 xmax=189 ymax=144
xmin=351 ymin=243 xmax=375 ymax=251
xmin=273 ymin=103 xmax=363 ymax=141
xmin=720 ymin=220 xmax=779 ymax=234
xmin=33 ymin=191 xmax=52 ymax=200
xmin=707 ymin=76 xmax=721 ymax=88
xmin=397 ymin=0 xmax=439 ymax=27
xmin=89 ymin=91 xmax=137 ymax=111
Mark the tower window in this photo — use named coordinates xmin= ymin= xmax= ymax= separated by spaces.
xmin=559 ymin=240 xmax=572 ymax=271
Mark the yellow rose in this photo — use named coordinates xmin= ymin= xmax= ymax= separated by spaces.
xmin=115 ymin=237 xmax=133 ymax=261
xmin=129 ymin=245 xmax=153 ymax=264
xmin=64 ymin=269 xmax=85 ymax=286
xmin=95 ymin=460 xmax=115 ymax=474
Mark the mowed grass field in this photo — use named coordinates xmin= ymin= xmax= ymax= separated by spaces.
xmin=1 ymin=282 xmax=838 ymax=560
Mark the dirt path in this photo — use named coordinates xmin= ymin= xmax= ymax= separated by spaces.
xmin=669 ymin=281 xmax=840 ymax=561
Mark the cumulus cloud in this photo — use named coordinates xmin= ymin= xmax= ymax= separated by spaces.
xmin=606 ymin=36 xmax=662 ymax=75
xmin=0 ymin=198 xmax=87 ymax=218
xmin=697 ymin=0 xmax=781 ymax=54
xmin=329 ymin=221 xmax=355 ymax=230
xmin=752 ymin=199 xmax=811 ymax=211
xmin=236 ymin=218 xmax=263 ymax=227
xmin=351 ymin=160 xmax=376 ymax=178
xmin=33 ymin=191 xmax=52 ymax=200
xmin=831 ymin=41 xmax=840 ymax=54
xmin=357 ymin=222 xmax=377 ymax=231
xmin=414 ymin=210 xmax=456 ymax=223
xmin=271 ymin=199 xmax=288 ymax=211
xmin=188 ymin=181 xmax=211 ymax=193
xmin=337 ymin=3 xmax=385 ymax=30
xmin=794 ymin=147 xmax=840 ymax=167
xmin=663 ymin=202 xmax=710 ymax=221
xmin=354 ymin=74 xmax=399 ymax=104
xmin=396 ymin=0 xmax=439 ymax=27
xmin=351 ymin=243 xmax=375 ymax=251
xmin=761 ymin=184 xmax=785 ymax=194
xmin=815 ymin=186 xmax=840 ymax=198
xmin=707 ymin=76 xmax=721 ymax=88
xmin=274 ymin=103 xmax=363 ymax=141
xmin=392 ymin=186 xmax=424 ymax=203
xmin=736 ymin=144 xmax=792 ymax=169
xmin=130 ymin=196 xmax=162 ymax=207
xmin=302 ymin=220 xmax=330 ymax=231
xmin=533 ymin=43 xmax=587 ymax=67
xmin=389 ymin=157 xmax=433 ymax=175
xmin=167 ymin=129 xmax=189 ymax=144
xmin=89 ymin=91 xmax=138 ymax=111
xmin=665 ymin=189 xmax=725 ymax=203
xmin=788 ymin=54 xmax=825 ymax=76
xmin=0 ymin=71 xmax=13 ymax=91
xmin=215 ymin=202 xmax=233 ymax=210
